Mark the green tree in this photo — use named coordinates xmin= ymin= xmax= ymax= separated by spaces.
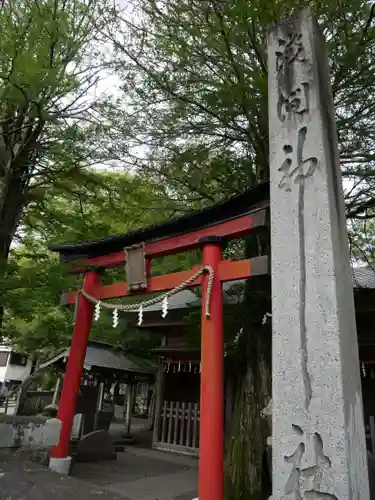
xmin=103 ymin=1 xmax=375 ymax=498
xmin=348 ymin=215 xmax=375 ymax=266
xmin=0 ymin=0 xmax=117 ymax=302
xmin=107 ymin=0 xmax=375 ymax=216
xmin=3 ymin=171 xmax=181 ymax=356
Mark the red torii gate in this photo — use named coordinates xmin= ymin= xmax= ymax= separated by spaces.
xmin=49 ymin=182 xmax=270 ymax=500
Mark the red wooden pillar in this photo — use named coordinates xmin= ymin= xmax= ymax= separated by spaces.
xmin=51 ymin=270 xmax=99 ymax=461
xmin=199 ymin=237 xmax=224 ymax=500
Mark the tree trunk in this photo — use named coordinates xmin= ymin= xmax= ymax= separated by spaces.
xmin=0 ymin=171 xmax=28 ymax=331
xmin=225 ymin=234 xmax=272 ymax=500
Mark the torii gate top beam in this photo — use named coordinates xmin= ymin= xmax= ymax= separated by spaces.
xmin=50 ymin=182 xmax=270 ymax=272
xmin=51 ymin=181 xmax=270 ymax=305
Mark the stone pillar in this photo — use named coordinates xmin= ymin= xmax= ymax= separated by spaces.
xmin=124 ymin=383 xmax=133 ymax=437
xmin=267 ymin=8 xmax=369 ymax=500
xmin=94 ymin=381 xmax=105 ymax=430
xmin=152 ymin=361 xmax=164 ymax=443
xmin=52 ymin=376 xmax=62 ymax=406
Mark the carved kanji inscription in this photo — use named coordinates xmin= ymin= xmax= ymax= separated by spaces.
xmin=276 ymin=33 xmax=305 ymax=73
xmin=278 ymin=127 xmax=318 ymax=192
xmin=284 ymin=425 xmax=338 ymax=500
xmin=278 ymin=83 xmax=309 ymax=122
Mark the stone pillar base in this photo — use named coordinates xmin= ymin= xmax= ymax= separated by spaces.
xmin=49 ymin=456 xmax=72 ymax=475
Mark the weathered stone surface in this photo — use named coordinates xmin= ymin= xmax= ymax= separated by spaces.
xmin=75 ymin=429 xmax=116 ymax=462
xmin=268 ymin=8 xmax=369 ymax=500
xmin=71 ymin=413 xmax=83 ymax=439
xmin=0 ymin=415 xmax=61 ymax=449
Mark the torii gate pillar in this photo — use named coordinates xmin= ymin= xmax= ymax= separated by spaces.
xmin=199 ymin=237 xmax=224 ymax=500
xmin=49 ymin=270 xmax=99 ymax=474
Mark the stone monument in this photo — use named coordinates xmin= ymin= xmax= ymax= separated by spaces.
xmin=268 ymin=8 xmax=370 ymax=500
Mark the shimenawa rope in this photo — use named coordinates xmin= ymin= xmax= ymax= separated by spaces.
xmin=78 ymin=265 xmax=215 ymax=320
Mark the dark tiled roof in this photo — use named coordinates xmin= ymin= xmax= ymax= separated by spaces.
xmin=352 ymin=267 xmax=375 ymax=289
xmin=40 ymin=341 xmax=155 ymax=374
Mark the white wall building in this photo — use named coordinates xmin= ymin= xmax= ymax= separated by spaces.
xmin=0 ymin=345 xmax=32 ymax=387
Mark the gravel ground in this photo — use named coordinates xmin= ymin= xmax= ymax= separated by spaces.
xmin=0 ymin=450 xmax=124 ymax=500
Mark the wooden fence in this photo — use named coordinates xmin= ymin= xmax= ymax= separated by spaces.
xmin=154 ymin=400 xmax=200 ymax=455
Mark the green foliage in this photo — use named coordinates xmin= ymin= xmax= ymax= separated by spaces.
xmin=349 ymin=215 xmax=375 ymax=265
xmin=26 ymin=171 xmax=175 ymax=244
xmin=0 ymin=0 xmax=117 ymax=281
xmin=107 ymin=0 xmax=375 ymax=221
xmin=3 ymin=249 xmax=75 ymax=354
xmin=0 ymin=0 xmax=101 ymax=108
xmin=2 ymin=172 xmax=182 ymax=356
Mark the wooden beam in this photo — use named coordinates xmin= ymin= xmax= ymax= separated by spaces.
xmin=70 ymin=210 xmax=267 ymax=273
xmin=153 ymin=441 xmax=199 ymax=457
xmin=61 ymin=256 xmax=268 ymax=305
